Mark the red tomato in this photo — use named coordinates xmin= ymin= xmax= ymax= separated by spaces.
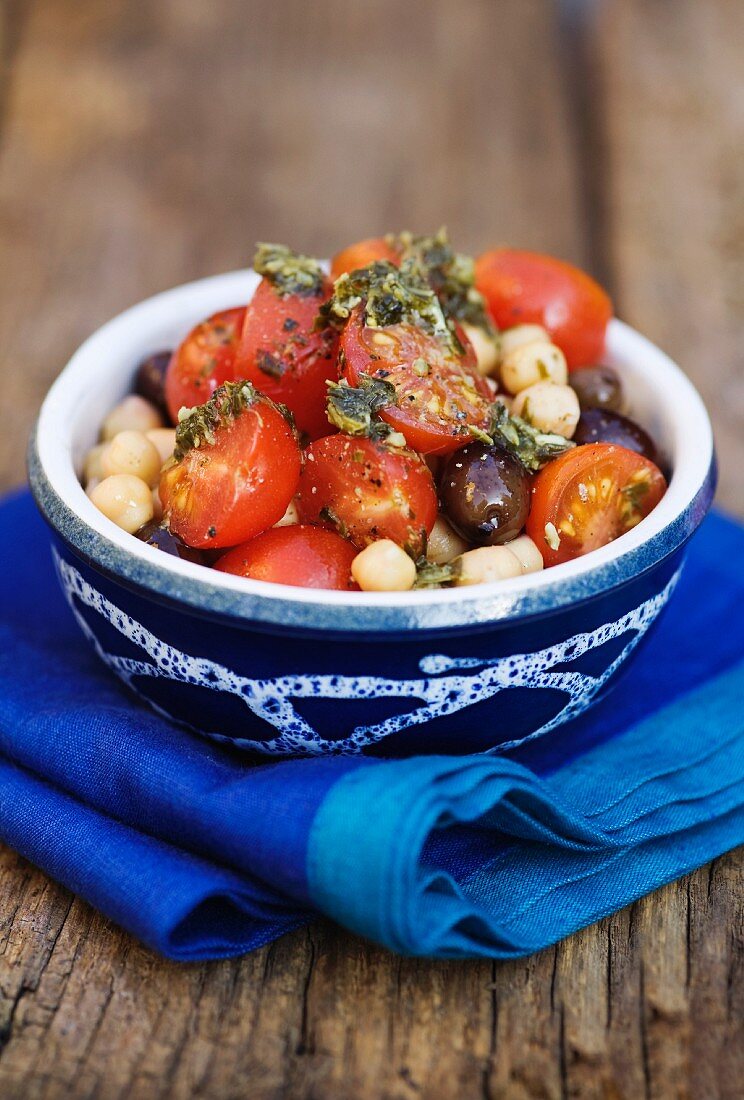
xmin=296 ymin=434 xmax=438 ymax=555
xmin=340 ymin=308 xmax=492 ymax=455
xmin=526 ymin=443 xmax=667 ymax=567
xmin=159 ymin=384 xmax=301 ymax=549
xmin=330 ymin=237 xmax=399 ymax=281
xmin=214 ymin=525 xmax=358 ymax=590
xmin=474 ymin=249 xmax=612 ymax=369
xmin=236 ymin=277 xmax=339 ymax=441
xmin=164 ymin=307 xmax=246 ymax=424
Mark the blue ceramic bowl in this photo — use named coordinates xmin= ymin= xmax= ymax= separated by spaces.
xmin=28 ymin=270 xmax=716 ymax=757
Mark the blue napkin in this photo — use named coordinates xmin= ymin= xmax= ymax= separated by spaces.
xmin=1 ymin=488 xmax=743 ymax=959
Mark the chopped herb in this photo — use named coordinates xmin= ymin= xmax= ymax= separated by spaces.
xmin=254 ymin=242 xmax=325 ymax=297
xmin=320 ymin=257 xmax=456 ymax=353
xmin=413 ymin=557 xmax=461 ymax=589
xmin=319 ymin=505 xmax=350 ymax=540
xmin=174 ymin=380 xmax=262 ymax=460
xmin=325 ymin=376 xmax=397 ymax=440
xmin=256 ymin=349 xmax=284 ymax=379
xmin=544 ymin=522 xmax=561 ymax=551
xmin=395 ymin=227 xmax=496 ymax=336
xmin=469 ymin=424 xmax=495 ymax=446
xmin=489 ymin=400 xmax=574 ymax=472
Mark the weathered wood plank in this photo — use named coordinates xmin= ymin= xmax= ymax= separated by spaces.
xmin=0 ymin=0 xmax=742 ymax=1098
xmin=591 ymin=0 xmax=744 ymax=515
xmin=0 ymin=0 xmax=584 ymax=493
xmin=0 ymin=0 xmax=581 ymax=1095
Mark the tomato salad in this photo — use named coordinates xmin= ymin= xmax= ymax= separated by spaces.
xmin=83 ymin=232 xmax=668 ymax=592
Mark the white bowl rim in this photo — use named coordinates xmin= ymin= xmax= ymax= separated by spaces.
xmin=29 ymin=268 xmax=716 ymax=634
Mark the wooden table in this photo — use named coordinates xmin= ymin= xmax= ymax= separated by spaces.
xmin=1 ymin=2 xmax=742 ymax=1096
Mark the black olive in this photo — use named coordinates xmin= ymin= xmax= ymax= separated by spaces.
xmin=573 ymin=408 xmax=659 ymax=464
xmin=569 ymin=365 xmax=623 ymax=412
xmin=136 ymin=521 xmax=204 ymax=564
xmin=439 ymin=442 xmax=530 ymax=545
xmin=134 ymin=351 xmax=172 ymax=415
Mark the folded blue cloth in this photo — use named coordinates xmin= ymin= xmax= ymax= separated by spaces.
xmin=1 ymin=489 xmax=743 ymax=959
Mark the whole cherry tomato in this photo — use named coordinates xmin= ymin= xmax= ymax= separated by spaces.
xmin=164 ymin=307 xmax=246 ymax=424
xmin=237 ymin=276 xmax=338 ymax=441
xmin=330 ymin=237 xmax=399 ymax=281
xmin=475 ymin=249 xmax=612 ymax=369
xmin=215 ymin=525 xmax=358 ymax=590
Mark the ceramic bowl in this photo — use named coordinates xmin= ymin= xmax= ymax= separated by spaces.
xmin=28 ymin=269 xmax=716 ymax=757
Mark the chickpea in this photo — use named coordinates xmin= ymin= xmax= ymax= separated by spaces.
xmin=499 ymin=323 xmax=550 ymax=359
xmin=273 ymin=500 xmax=300 ymax=528
xmin=83 ymin=442 xmax=109 ymax=485
xmin=504 ymin=534 xmax=544 ymax=574
xmin=146 ymin=428 xmax=177 ymax=465
xmin=501 ymin=340 xmax=568 ymax=395
xmin=454 ymin=545 xmax=522 ymax=586
xmin=89 ymin=474 xmax=154 ymax=533
xmin=102 ymin=430 xmax=162 ymax=487
xmin=461 ymin=322 xmax=501 ymax=377
xmin=351 ymin=540 xmax=416 ymax=592
xmin=101 ymin=395 xmax=163 ymax=441
xmin=511 ymin=381 xmax=580 ymax=439
xmin=426 ymin=516 xmax=469 ymax=565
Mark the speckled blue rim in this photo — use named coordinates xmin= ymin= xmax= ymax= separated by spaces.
xmin=26 ymin=269 xmax=718 ymax=637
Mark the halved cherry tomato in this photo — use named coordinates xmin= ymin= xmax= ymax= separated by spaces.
xmin=526 ymin=443 xmax=667 ymax=567
xmin=164 ymin=307 xmax=246 ymax=424
xmin=214 ymin=525 xmax=358 ymax=590
xmin=296 ymin=433 xmax=438 ymax=555
xmin=330 ymin=237 xmax=399 ymax=281
xmin=340 ymin=308 xmax=492 ymax=455
xmin=159 ymin=386 xmax=301 ymax=549
xmin=236 ymin=277 xmax=338 ymax=441
xmin=474 ymin=249 xmax=612 ymax=369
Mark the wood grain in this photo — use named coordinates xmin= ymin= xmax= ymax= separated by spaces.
xmin=0 ymin=1 xmax=741 ymax=1097
xmin=592 ymin=0 xmax=744 ymax=515
xmin=0 ymin=0 xmax=584 ymax=492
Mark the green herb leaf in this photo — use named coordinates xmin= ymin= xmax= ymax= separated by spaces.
xmin=256 ymin=350 xmax=284 ymax=379
xmin=254 ymin=242 xmax=325 ymax=298
xmin=326 ymin=376 xmax=397 ymax=440
xmin=174 ymin=380 xmax=264 ymax=460
xmin=320 ymin=257 xmax=456 ymax=352
xmin=489 ymin=400 xmax=575 ymax=472
xmin=395 ymin=227 xmax=496 ymax=336
xmin=319 ymin=505 xmax=350 ymax=540
xmin=413 ymin=556 xmax=461 ymax=589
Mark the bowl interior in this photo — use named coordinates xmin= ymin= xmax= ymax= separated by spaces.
xmin=31 ymin=269 xmax=715 ymax=633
